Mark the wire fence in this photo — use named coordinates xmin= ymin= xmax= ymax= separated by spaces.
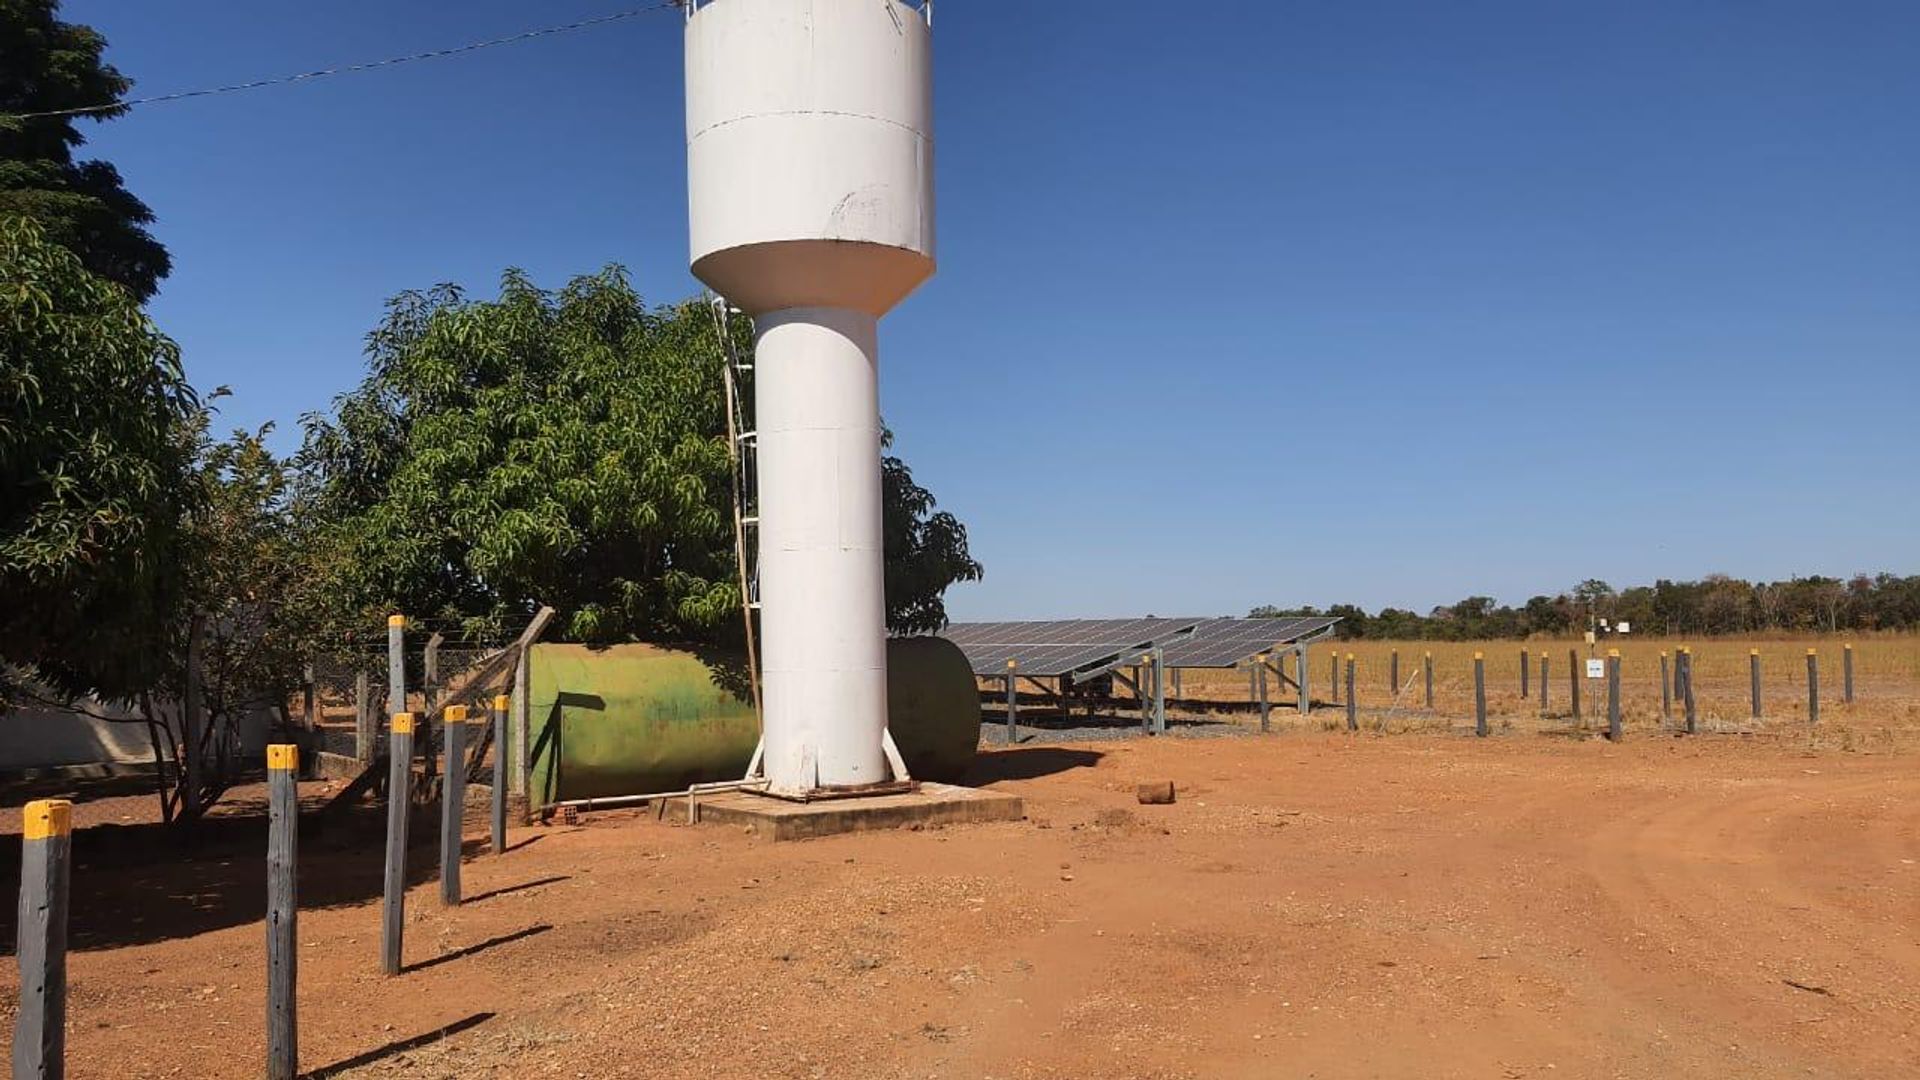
xmin=2 ymin=613 xmax=540 ymax=837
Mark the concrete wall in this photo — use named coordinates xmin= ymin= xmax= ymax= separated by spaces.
xmin=0 ymin=697 xmax=279 ymax=775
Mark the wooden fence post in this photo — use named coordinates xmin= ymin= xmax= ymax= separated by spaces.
xmin=1331 ymin=652 xmax=1340 ymax=705
xmin=266 ymin=746 xmax=299 ymax=1080
xmin=422 ymin=632 xmax=443 ymax=780
xmin=12 ymin=800 xmax=72 ymax=1080
xmin=382 ymin=713 xmax=414 ymax=976
xmin=1750 ymin=650 xmax=1762 ymax=720
xmin=1473 ymin=652 xmax=1487 ymax=737
xmin=491 ymin=695 xmax=509 ymax=856
xmin=354 ymin=670 xmax=374 ymax=762
xmin=440 ymin=707 xmax=467 ymax=907
xmin=1389 ymin=649 xmax=1399 ymax=694
xmin=513 ymin=651 xmax=531 ymax=818
xmin=1519 ymin=647 xmax=1529 ymax=699
xmin=1424 ymin=651 xmax=1434 ymax=710
xmin=1843 ymin=643 xmax=1854 ymax=704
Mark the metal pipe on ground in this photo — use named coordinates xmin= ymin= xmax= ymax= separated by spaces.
xmin=546 ymin=779 xmax=771 ymax=818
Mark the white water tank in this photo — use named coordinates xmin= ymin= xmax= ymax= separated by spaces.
xmin=684 ymin=0 xmax=935 ymax=795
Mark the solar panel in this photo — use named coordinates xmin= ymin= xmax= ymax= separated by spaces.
xmin=1156 ymin=616 xmax=1343 ymax=669
xmin=940 ymin=618 xmax=1204 ymax=677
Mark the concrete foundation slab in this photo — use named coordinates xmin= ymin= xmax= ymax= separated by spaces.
xmin=688 ymin=782 xmax=1024 ymax=842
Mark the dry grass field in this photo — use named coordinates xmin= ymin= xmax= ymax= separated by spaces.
xmin=1169 ymin=636 xmax=1920 ymax=748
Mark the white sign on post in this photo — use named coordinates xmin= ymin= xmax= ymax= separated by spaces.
xmin=1615 ymin=621 xmax=1632 ymax=634
xmin=1585 ymin=659 xmax=1607 ymax=679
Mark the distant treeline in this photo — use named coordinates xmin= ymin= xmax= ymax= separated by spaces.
xmin=1252 ymin=574 xmax=1920 ymax=641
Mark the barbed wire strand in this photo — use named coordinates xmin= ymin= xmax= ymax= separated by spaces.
xmin=1 ymin=4 xmax=680 ymax=123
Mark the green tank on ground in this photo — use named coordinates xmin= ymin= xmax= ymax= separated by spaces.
xmin=524 ymin=636 xmax=980 ymax=813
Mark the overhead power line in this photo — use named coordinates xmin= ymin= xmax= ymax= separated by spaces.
xmin=1 ymin=4 xmax=680 ymax=123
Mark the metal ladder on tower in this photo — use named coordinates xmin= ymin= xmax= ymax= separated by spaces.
xmin=710 ymin=294 xmax=916 ymax=794
xmin=710 ymin=295 xmax=762 ymax=718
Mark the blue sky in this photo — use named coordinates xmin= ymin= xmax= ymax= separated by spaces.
xmin=65 ymin=0 xmax=1920 ymax=619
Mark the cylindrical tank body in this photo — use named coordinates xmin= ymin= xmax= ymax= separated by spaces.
xmin=685 ymin=0 xmax=935 ymax=794
xmin=524 ymin=639 xmax=979 ymax=812
xmin=685 ymin=0 xmax=934 ymax=315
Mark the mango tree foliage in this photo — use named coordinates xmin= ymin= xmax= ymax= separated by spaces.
xmin=0 ymin=213 xmax=197 ymax=701
xmin=300 ymin=267 xmax=980 ymax=645
xmin=0 ymin=0 xmax=171 ymax=301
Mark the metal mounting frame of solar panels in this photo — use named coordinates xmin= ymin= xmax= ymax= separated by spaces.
xmin=1155 ymin=616 xmax=1343 ymax=722
xmin=939 ymin=618 xmax=1205 ymax=736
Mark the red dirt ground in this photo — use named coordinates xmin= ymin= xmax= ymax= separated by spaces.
xmin=7 ymin=730 xmax=1918 ymax=1079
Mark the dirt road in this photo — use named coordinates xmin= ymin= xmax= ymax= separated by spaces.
xmin=16 ymin=731 xmax=1919 ymax=1078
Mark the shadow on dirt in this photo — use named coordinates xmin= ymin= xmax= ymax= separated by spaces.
xmin=0 ymin=801 xmax=502 ymax=956
xmin=302 ymin=1011 xmax=495 ymax=1079
xmin=962 ymin=747 xmax=1102 ymax=784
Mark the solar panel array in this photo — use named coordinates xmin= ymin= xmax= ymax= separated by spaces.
xmin=1154 ymin=616 xmax=1344 ymax=669
xmin=942 ymin=618 xmax=1204 ymax=677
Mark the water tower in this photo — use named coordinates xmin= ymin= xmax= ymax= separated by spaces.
xmin=684 ymin=0 xmax=935 ymax=796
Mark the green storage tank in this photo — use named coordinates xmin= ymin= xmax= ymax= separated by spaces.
xmin=525 ymin=636 xmax=980 ymax=813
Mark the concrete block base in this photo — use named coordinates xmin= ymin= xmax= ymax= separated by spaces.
xmin=689 ymin=782 xmax=1024 ymax=842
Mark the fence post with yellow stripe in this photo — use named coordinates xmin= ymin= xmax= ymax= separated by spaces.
xmin=1607 ymin=650 xmax=1623 ymax=742
xmin=1681 ymin=648 xmax=1697 ymax=734
xmin=266 ymin=745 xmax=299 ymax=1080
xmin=1659 ymin=651 xmax=1671 ymax=722
xmin=1807 ymin=649 xmax=1820 ymax=726
xmin=1473 ymin=652 xmax=1487 ymax=737
xmin=1344 ymin=654 xmax=1357 ymax=732
xmin=1539 ymin=652 xmax=1550 ymax=718
xmin=491 ymin=695 xmax=510 ymax=855
xmin=440 ymin=706 xmax=469 ymax=906
xmin=382 ymin=712 xmax=414 ymax=976
xmin=12 ymin=798 xmax=72 ymax=1079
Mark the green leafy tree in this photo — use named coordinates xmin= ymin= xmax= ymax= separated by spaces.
xmin=0 ymin=0 xmax=170 ymax=301
xmin=183 ymin=412 xmax=314 ymax=726
xmin=299 ymin=267 xmax=980 ymax=645
xmin=0 ymin=213 xmax=197 ymax=702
